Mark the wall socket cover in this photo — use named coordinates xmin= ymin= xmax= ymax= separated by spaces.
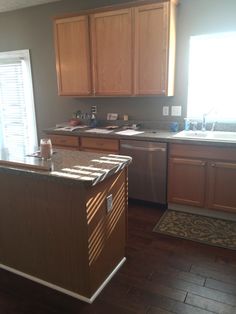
xmin=171 ymin=106 xmax=182 ymax=116
xmin=162 ymin=106 xmax=169 ymax=116
xmin=106 ymin=194 xmax=113 ymax=213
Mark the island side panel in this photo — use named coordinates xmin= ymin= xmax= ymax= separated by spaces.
xmin=86 ymin=169 xmax=127 ymax=295
xmin=0 ymin=171 xmax=91 ymax=297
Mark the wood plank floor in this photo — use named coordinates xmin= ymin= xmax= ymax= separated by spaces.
xmin=1 ymin=201 xmax=236 ymax=313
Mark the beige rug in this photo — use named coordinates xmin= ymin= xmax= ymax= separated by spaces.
xmin=153 ymin=210 xmax=236 ymax=250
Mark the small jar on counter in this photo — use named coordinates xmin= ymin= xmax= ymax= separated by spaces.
xmin=40 ymin=138 xmax=53 ymax=160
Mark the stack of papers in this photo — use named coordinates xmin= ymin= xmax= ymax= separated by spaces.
xmin=115 ymin=130 xmax=144 ymax=136
xmin=85 ymin=128 xmax=113 ymax=134
xmin=54 ymin=125 xmax=88 ymax=131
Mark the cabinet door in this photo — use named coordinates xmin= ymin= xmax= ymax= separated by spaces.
xmin=54 ymin=16 xmax=92 ymax=96
xmin=134 ymin=3 xmax=169 ymax=95
xmin=91 ymin=9 xmax=133 ymax=95
xmin=168 ymin=158 xmax=206 ymax=207
xmin=207 ymin=162 xmax=236 ymax=212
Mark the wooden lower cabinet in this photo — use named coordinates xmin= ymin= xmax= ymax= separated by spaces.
xmin=207 ymin=161 xmax=236 ymax=212
xmin=168 ymin=144 xmax=236 ymax=213
xmin=168 ymin=158 xmax=206 ymax=207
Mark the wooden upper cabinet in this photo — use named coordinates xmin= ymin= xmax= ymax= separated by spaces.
xmin=90 ymin=9 xmax=133 ymax=96
xmin=54 ymin=16 xmax=92 ymax=96
xmin=54 ymin=1 xmax=177 ymax=96
xmin=134 ymin=2 xmax=176 ymax=96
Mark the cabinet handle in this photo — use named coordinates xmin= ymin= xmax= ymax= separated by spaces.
xmin=201 ymin=162 xmax=206 ymax=166
xmin=211 ymin=163 xmax=216 ymax=167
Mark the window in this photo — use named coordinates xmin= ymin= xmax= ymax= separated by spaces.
xmin=187 ymin=32 xmax=236 ymax=122
xmin=0 ymin=50 xmax=38 ymax=158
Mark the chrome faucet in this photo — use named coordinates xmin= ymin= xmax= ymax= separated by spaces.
xmin=202 ymin=113 xmax=207 ymax=131
xmin=202 ymin=107 xmax=217 ymax=131
xmin=211 ymin=121 xmax=217 ymax=132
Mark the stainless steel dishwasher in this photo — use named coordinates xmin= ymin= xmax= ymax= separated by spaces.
xmin=120 ymin=140 xmax=167 ymax=204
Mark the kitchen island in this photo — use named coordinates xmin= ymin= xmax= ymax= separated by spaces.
xmin=0 ymin=149 xmax=131 ymax=303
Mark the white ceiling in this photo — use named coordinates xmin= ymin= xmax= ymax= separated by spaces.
xmin=0 ymin=0 xmax=62 ymax=13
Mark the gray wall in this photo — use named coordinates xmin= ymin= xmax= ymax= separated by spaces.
xmin=1 ymin=0 xmax=236 ymax=138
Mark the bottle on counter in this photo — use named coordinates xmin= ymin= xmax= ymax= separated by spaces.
xmin=90 ymin=114 xmax=97 ymax=128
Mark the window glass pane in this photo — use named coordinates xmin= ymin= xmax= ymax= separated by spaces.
xmin=0 ymin=50 xmax=38 ymax=158
xmin=187 ymin=32 xmax=236 ymax=122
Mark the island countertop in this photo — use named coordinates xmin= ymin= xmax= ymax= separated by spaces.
xmin=0 ymin=149 xmax=132 ymax=186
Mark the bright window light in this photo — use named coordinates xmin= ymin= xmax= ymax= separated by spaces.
xmin=0 ymin=50 xmax=38 ymax=158
xmin=187 ymin=32 xmax=236 ymax=122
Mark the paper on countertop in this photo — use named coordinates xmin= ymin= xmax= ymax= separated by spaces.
xmin=115 ymin=130 xmax=144 ymax=136
xmin=85 ymin=128 xmax=113 ymax=134
xmin=54 ymin=125 xmax=88 ymax=131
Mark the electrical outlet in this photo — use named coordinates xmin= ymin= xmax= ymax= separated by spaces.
xmin=91 ymin=105 xmax=97 ymax=114
xmin=162 ymin=106 xmax=169 ymax=116
xmin=171 ymin=106 xmax=182 ymax=116
xmin=106 ymin=194 xmax=113 ymax=213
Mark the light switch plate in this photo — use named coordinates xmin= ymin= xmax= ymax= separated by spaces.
xmin=107 ymin=113 xmax=118 ymax=120
xmin=106 ymin=194 xmax=113 ymax=213
xmin=162 ymin=106 xmax=169 ymax=116
xmin=91 ymin=105 xmax=97 ymax=114
xmin=171 ymin=106 xmax=182 ymax=116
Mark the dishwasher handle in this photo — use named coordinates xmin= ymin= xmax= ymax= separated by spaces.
xmin=120 ymin=143 xmax=166 ymax=152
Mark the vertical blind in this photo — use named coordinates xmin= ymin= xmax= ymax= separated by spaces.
xmin=0 ymin=50 xmax=38 ymax=158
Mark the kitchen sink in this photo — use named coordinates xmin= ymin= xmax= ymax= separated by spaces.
xmin=210 ymin=131 xmax=236 ymax=140
xmin=173 ymin=130 xmax=236 ymax=141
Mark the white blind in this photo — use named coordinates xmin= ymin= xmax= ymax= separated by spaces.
xmin=0 ymin=50 xmax=38 ymax=158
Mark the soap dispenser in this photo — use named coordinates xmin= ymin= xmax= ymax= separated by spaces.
xmin=90 ymin=113 xmax=97 ymax=128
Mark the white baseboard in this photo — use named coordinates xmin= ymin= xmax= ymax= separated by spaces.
xmin=0 ymin=257 xmax=126 ymax=304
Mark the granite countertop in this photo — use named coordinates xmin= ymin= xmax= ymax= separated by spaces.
xmin=0 ymin=149 xmax=132 ymax=187
xmin=44 ymin=127 xmax=236 ymax=148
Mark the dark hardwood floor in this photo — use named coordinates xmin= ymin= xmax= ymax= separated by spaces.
xmin=1 ymin=201 xmax=236 ymax=313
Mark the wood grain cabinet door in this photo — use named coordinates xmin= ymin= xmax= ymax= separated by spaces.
xmin=168 ymin=158 xmax=206 ymax=207
xmin=207 ymin=161 xmax=236 ymax=213
xmin=134 ymin=3 xmax=170 ymax=95
xmin=54 ymin=16 xmax=92 ymax=96
xmin=90 ymin=9 xmax=133 ymax=96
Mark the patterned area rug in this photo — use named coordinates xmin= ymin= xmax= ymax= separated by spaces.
xmin=153 ymin=210 xmax=236 ymax=250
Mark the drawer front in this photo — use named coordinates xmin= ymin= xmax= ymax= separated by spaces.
xmin=80 ymin=137 xmax=119 ymax=152
xmin=49 ymin=135 xmax=79 ymax=148
xmin=169 ymin=143 xmax=236 ymax=162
